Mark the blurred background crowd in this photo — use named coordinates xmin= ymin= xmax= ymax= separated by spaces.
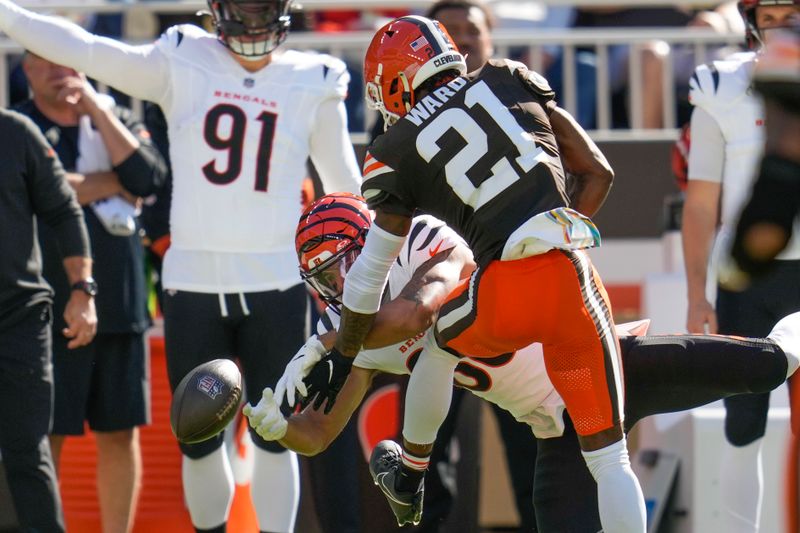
xmin=0 ymin=1 xmax=796 ymax=532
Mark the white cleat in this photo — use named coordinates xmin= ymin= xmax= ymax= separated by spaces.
xmin=768 ymin=311 xmax=800 ymax=378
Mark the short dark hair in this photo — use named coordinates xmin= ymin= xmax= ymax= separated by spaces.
xmin=426 ymin=0 xmax=496 ymax=30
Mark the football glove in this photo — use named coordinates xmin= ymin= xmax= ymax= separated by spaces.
xmin=301 ymin=347 xmax=354 ymax=414
xmin=274 ymin=335 xmax=327 ymax=408
xmin=243 ymin=388 xmax=288 ymax=441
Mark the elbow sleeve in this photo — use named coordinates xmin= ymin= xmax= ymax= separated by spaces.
xmin=342 ymin=224 xmax=406 ymax=314
xmin=114 ymin=146 xmax=168 ymax=197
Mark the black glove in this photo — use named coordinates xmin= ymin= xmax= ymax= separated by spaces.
xmin=301 ymin=347 xmax=354 ymax=414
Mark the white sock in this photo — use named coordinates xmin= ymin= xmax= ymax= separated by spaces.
xmin=251 ymin=447 xmax=299 ymax=533
xmin=581 ymin=438 xmax=647 ymax=533
xmin=719 ymin=439 xmax=763 ymax=533
xmin=401 ymin=335 xmax=459 ymax=445
xmin=768 ymin=311 xmax=800 ymax=378
xmin=182 ymin=445 xmax=235 ymax=529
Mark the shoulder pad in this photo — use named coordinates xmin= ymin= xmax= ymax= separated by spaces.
xmin=319 ymin=54 xmax=350 ymax=99
xmin=282 ymin=51 xmax=350 ymax=99
xmin=689 ymin=53 xmax=755 ymax=110
xmin=317 ymin=53 xmax=347 ymax=79
xmin=406 ymin=215 xmax=446 ymax=251
xmin=490 ymin=58 xmax=554 ymax=97
xmin=155 ymin=24 xmax=211 ymax=53
xmin=401 ymin=214 xmax=466 ymax=269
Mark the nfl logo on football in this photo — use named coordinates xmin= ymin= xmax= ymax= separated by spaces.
xmin=197 ymin=375 xmax=224 ymax=399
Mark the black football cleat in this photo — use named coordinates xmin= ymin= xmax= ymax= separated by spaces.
xmin=369 ymin=440 xmax=424 ymax=527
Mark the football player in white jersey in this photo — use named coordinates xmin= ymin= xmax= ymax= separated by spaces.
xmin=245 ymin=193 xmax=800 ymax=531
xmin=0 ymin=2 xmax=362 ymax=532
xmin=730 ymin=24 xmax=800 ymax=278
xmin=681 ymin=1 xmax=800 ymax=530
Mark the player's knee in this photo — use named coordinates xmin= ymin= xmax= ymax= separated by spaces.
xmin=179 ymin=433 xmax=225 ymax=459
xmin=249 ymin=427 xmax=288 ymax=453
xmin=725 ymin=401 xmax=768 ymax=446
xmin=747 ymin=343 xmax=789 ymax=393
xmin=725 ymin=418 xmax=767 ymax=446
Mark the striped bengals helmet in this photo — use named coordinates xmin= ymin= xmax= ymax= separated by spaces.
xmin=364 ymin=15 xmax=467 ymax=129
xmin=295 ymin=193 xmax=371 ymax=310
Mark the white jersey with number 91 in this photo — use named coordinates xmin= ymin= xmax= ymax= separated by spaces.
xmin=156 ymin=25 xmax=354 ymax=282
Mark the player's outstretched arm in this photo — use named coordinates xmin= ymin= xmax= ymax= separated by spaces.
xmin=249 ymin=366 xmax=376 ymax=456
xmin=279 ymin=238 xmax=472 ymax=407
xmin=337 ymin=210 xmax=412 ymax=354
xmin=0 ymin=0 xmax=168 ymax=103
xmin=310 ymin=98 xmax=362 ymax=196
xmin=327 ymin=208 xmax=412 ymax=375
xmin=302 ymin=210 xmax=410 ymax=413
xmin=549 ymin=106 xmax=614 ymax=217
xmin=367 ymin=243 xmax=475 ymax=349
xmin=274 ymin=332 xmax=335 ymax=407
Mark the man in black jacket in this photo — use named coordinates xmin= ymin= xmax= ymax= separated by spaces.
xmin=0 ymin=108 xmax=96 ymax=532
xmin=15 ymin=52 xmax=167 ymax=533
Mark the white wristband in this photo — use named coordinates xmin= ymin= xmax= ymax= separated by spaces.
xmin=342 ymin=223 xmax=406 ymax=314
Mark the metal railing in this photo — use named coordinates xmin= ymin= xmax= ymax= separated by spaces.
xmin=11 ymin=0 xmax=729 ymax=12
xmin=282 ymin=27 xmax=742 ymax=138
xmin=1 ymin=1 xmax=744 ymax=140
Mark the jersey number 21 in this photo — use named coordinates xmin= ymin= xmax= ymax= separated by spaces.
xmin=416 ymin=81 xmax=546 ymax=211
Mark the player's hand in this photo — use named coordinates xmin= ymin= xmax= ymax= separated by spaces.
xmin=274 ymin=335 xmax=327 ymax=407
xmin=301 ymin=347 xmax=354 ymax=414
xmin=62 ymin=292 xmax=97 ymax=349
xmin=57 ymin=74 xmax=102 ymax=117
xmin=686 ymin=299 xmax=718 ymax=334
xmin=243 ymin=388 xmax=288 ymax=441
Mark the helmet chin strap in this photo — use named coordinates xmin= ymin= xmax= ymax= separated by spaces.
xmin=398 ymin=72 xmax=414 ymax=113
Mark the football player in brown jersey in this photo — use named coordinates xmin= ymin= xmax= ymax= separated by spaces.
xmin=297 ymin=15 xmax=649 ymax=533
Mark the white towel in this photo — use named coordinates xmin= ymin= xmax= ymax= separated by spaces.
xmin=78 ymin=92 xmax=138 ymax=237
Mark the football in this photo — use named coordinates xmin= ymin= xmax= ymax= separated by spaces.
xmin=170 ymin=358 xmax=243 ymax=444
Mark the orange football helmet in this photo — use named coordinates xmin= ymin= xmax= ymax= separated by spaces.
xmin=364 ymin=15 xmax=467 ymax=129
xmin=295 ymin=193 xmax=372 ymax=310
